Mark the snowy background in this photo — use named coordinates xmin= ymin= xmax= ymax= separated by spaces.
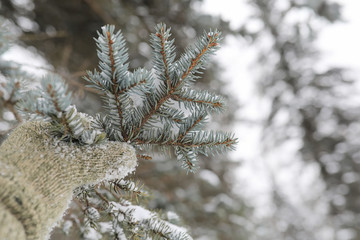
xmin=199 ymin=0 xmax=360 ymax=239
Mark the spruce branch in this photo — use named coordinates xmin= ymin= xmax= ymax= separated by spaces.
xmin=172 ymin=88 xmax=226 ymax=113
xmin=107 ymin=200 xmax=193 ymax=240
xmin=75 ymin=182 xmax=191 ymax=240
xmin=150 ymin=23 xmax=176 ymax=91
xmin=177 ymin=112 xmax=208 ymax=141
xmin=0 ymin=71 xmax=27 ymax=122
xmin=90 ymin=25 xmax=130 ymax=141
xmin=18 ymin=74 xmax=105 ymax=144
xmin=157 ymin=106 xmax=186 ymax=125
xmin=84 ymin=23 xmax=236 ymax=171
xmin=108 ymin=179 xmax=147 ymax=203
xmin=19 ymin=23 xmax=236 ymax=171
xmin=175 ymin=30 xmax=221 ymax=87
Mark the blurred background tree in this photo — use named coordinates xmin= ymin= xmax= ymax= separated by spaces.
xmin=236 ymin=0 xmax=360 ymax=239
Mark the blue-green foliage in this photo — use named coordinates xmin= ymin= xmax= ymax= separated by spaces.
xmin=18 ymin=23 xmax=236 ymax=172
xmin=19 ymin=75 xmax=106 ymax=144
xmin=85 ymin=23 xmax=237 ymax=172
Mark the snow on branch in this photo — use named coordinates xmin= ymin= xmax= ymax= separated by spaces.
xmin=108 ymin=200 xmax=193 ymax=240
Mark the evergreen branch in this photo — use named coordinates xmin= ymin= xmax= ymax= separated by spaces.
xmin=86 ymin=186 xmax=192 ymax=240
xmin=172 ymin=88 xmax=225 ymax=113
xmin=142 ymin=103 xmax=186 ymax=130
xmin=120 ymin=68 xmax=153 ymax=96
xmin=175 ymin=30 xmax=221 ymax=87
xmin=107 ymin=43 xmax=126 ymax=141
xmin=94 ymin=25 xmax=130 ymax=140
xmin=103 ymin=92 xmax=125 ymax=141
xmin=137 ymin=154 xmax=152 ymax=160
xmin=19 ymin=74 xmax=106 ymax=144
xmin=151 ymin=23 xmax=176 ymax=90
xmin=181 ymin=131 xmax=237 ymax=156
xmin=136 ymin=130 xmax=236 ymax=154
xmin=92 ymin=113 xmax=113 ymax=136
xmin=132 ymin=93 xmax=171 ymax=137
xmin=108 ymin=200 xmax=193 ymax=240
xmin=18 ymin=94 xmax=49 ymax=120
xmin=45 ymin=81 xmax=73 ymax=136
xmin=177 ymin=112 xmax=207 ymax=141
xmin=157 ymin=106 xmax=186 ymax=124
xmin=41 ymin=78 xmax=90 ymax=141
xmin=118 ymin=78 xmax=146 ymax=95
xmin=175 ymin=147 xmax=199 ymax=172
xmin=94 ymin=25 xmax=129 ymax=92
xmin=106 ymin=31 xmax=117 ymax=92
xmin=1 ymin=74 xmax=25 ymax=122
xmin=131 ymin=29 xmax=221 ymax=139
xmin=94 ymin=188 xmax=109 ymax=204
xmin=108 ymin=179 xmax=147 ymax=203
xmin=83 ymin=69 xmax=110 ymax=92
xmin=114 ymin=94 xmax=127 ymax=140
xmin=136 ymin=125 xmax=175 ymax=146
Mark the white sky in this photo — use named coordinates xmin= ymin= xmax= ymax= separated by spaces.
xmin=317 ymin=0 xmax=360 ymax=73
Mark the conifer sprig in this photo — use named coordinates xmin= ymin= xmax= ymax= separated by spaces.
xmin=75 ymin=183 xmax=192 ymax=240
xmin=84 ymin=23 xmax=236 ymax=171
xmin=150 ymin=24 xmax=176 ymax=91
xmin=18 ymin=23 xmax=236 ymax=171
xmin=0 ymin=70 xmax=27 ymax=122
xmin=19 ymin=75 xmax=105 ymax=144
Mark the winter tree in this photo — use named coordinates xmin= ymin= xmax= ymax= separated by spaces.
xmin=238 ymin=0 xmax=360 ymax=239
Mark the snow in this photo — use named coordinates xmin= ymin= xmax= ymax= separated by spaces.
xmin=10 ymin=0 xmax=35 ymax=11
xmin=167 ymin=211 xmax=180 ymax=221
xmin=3 ymin=111 xmax=16 ymax=121
xmin=97 ymin=222 xmax=112 ymax=233
xmin=0 ymin=121 xmax=11 ymax=132
xmin=108 ymin=200 xmax=192 ymax=239
xmin=109 ymin=201 xmax=154 ymax=222
xmin=62 ymin=220 xmax=73 ymax=235
xmin=2 ymin=45 xmax=52 ymax=77
xmin=198 ymin=169 xmax=220 ymax=187
xmin=204 ymin=193 xmax=236 ymax=213
xmin=83 ymin=227 xmax=102 ymax=240
xmin=86 ymin=207 xmax=100 ymax=221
